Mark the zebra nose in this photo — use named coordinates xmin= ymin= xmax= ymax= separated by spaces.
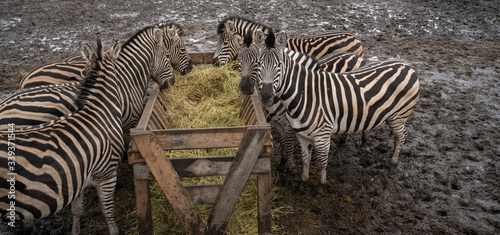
xmin=181 ymin=60 xmax=193 ymax=75
xmin=260 ymin=84 xmax=274 ymax=106
xmin=239 ymin=76 xmax=254 ymax=95
xmin=162 ymin=74 xmax=175 ymax=89
xmin=213 ymin=57 xmax=220 ymax=67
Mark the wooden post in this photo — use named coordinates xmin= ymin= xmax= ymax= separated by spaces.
xmin=132 ymin=131 xmax=206 ymax=234
xmin=206 ymin=126 xmax=270 ymax=234
xmin=133 ymin=164 xmax=153 ymax=235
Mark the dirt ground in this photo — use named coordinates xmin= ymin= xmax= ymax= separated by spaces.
xmin=1 ymin=0 xmax=499 ymax=234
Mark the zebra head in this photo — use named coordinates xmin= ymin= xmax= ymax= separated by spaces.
xmin=237 ymin=30 xmax=259 ymax=95
xmin=161 ymin=22 xmax=193 ymax=75
xmin=151 ymin=26 xmax=175 ymax=89
xmin=213 ymin=19 xmax=240 ymax=66
xmin=254 ymin=29 xmax=288 ymax=107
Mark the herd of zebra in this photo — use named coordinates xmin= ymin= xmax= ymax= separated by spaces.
xmin=0 ymin=16 xmax=419 ymax=234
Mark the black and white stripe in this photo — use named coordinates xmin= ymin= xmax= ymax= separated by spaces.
xmin=1 ymin=39 xmax=122 ymax=234
xmin=237 ymin=30 xmax=368 ymax=185
xmin=214 ymin=16 xmax=364 ymax=66
xmin=19 ymin=22 xmax=191 ymax=90
xmin=254 ymin=30 xmax=420 ymax=197
xmin=2 ymin=23 xmax=176 ymax=141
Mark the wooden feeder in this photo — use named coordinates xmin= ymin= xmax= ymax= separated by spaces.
xmin=127 ymin=52 xmax=273 ymax=235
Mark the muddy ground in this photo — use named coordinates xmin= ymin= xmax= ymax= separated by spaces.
xmin=1 ymin=0 xmax=499 ymax=234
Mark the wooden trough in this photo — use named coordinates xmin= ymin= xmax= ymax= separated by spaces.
xmin=127 ymin=52 xmax=273 ymax=234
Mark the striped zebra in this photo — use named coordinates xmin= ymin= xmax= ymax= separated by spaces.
xmin=1 ymin=23 xmax=175 ymax=142
xmin=213 ymin=16 xmax=364 ymax=66
xmin=19 ymin=22 xmax=191 ymax=90
xmin=236 ymin=30 xmax=366 ymax=184
xmin=0 ymin=39 xmax=123 ymax=234
xmin=254 ymin=30 xmax=420 ymax=197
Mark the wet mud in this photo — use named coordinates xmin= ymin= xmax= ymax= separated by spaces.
xmin=1 ymin=0 xmax=499 ymax=234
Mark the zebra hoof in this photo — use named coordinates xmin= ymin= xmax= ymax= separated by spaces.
xmin=295 ymin=181 xmax=308 ymax=195
xmin=388 ymin=161 xmax=398 ymax=174
xmin=314 ymin=184 xmax=326 ymax=198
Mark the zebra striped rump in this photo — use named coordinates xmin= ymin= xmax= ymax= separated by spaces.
xmin=0 ymin=39 xmax=123 ymax=235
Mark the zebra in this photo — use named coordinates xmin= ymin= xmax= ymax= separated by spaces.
xmin=0 ymin=38 xmax=123 ymax=234
xmin=19 ymin=22 xmax=191 ymax=90
xmin=235 ymin=30 xmax=366 ymax=185
xmin=213 ymin=16 xmax=364 ymax=66
xmin=1 ymin=23 xmax=176 ymax=144
xmin=253 ymin=29 xmax=420 ymax=197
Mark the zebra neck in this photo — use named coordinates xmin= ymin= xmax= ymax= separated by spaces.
xmin=276 ymin=49 xmax=322 ymax=113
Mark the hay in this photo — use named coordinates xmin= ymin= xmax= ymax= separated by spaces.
xmin=162 ymin=61 xmax=245 ymax=129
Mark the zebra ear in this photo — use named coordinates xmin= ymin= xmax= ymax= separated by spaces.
xmin=81 ymin=42 xmax=94 ymax=62
xmin=233 ymin=34 xmax=244 ymax=47
xmin=253 ymin=29 xmax=267 ymax=49
xmin=154 ymin=27 xmax=164 ymax=45
xmin=167 ymin=28 xmax=176 ymax=38
xmin=167 ymin=28 xmax=180 ymax=43
xmin=106 ymin=41 xmax=121 ymax=61
xmin=225 ymin=20 xmax=236 ymax=34
xmin=275 ymin=30 xmax=288 ymax=50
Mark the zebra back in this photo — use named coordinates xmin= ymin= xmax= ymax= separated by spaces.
xmin=0 ymin=38 xmax=123 ymax=234
xmin=19 ymin=22 xmax=189 ymax=89
xmin=277 ymin=48 xmax=419 ymax=134
xmin=286 ymin=31 xmax=364 ymax=59
xmin=214 ymin=16 xmax=364 ymax=66
xmin=0 ymin=82 xmax=79 ymax=129
xmin=18 ymin=61 xmax=87 ymax=89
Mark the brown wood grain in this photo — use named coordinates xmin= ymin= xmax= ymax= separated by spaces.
xmin=206 ymin=126 xmax=270 ymax=234
xmin=132 ymin=131 xmax=206 ymax=234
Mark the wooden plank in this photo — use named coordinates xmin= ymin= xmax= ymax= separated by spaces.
xmin=133 ymin=161 xmax=151 ymax=180
xmin=206 ymin=125 xmax=270 ymax=234
xmin=190 ymin=52 xmax=215 ymax=65
xmin=257 ymin=173 xmax=272 ymax=234
xmin=132 ymin=131 xmax=206 ymax=234
xmin=171 ymin=154 xmax=271 ymax=177
xmin=133 ymin=177 xmax=153 ymax=235
xmin=130 ymin=125 xmax=271 ymax=152
xmin=136 ymin=84 xmax=160 ymax=131
xmin=250 ymin=90 xmax=268 ymax=125
xmin=185 ymin=184 xmax=223 ymax=205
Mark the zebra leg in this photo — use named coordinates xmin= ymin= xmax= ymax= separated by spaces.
xmin=71 ymin=192 xmax=85 ymax=235
xmin=386 ymin=117 xmax=408 ymax=164
xmin=93 ymin=172 xmax=119 ymax=235
xmin=296 ymin=135 xmax=313 ymax=195
xmin=313 ymin=135 xmax=332 ymax=198
xmin=282 ymin=122 xmax=297 ymax=186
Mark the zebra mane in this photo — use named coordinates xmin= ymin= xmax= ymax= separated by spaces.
xmin=76 ymin=39 xmax=103 ymax=110
xmin=158 ymin=21 xmax=184 ymax=35
xmin=243 ymin=30 xmax=253 ymax=46
xmin=217 ymin=16 xmax=272 ymax=35
xmin=265 ymin=30 xmax=276 ymax=48
xmin=121 ymin=22 xmax=183 ymax=51
xmin=283 ymin=48 xmax=321 ymax=72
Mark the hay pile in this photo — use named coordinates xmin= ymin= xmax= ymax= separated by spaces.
xmin=140 ymin=62 xmax=289 ymax=234
xmin=162 ymin=61 xmax=245 ymax=129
